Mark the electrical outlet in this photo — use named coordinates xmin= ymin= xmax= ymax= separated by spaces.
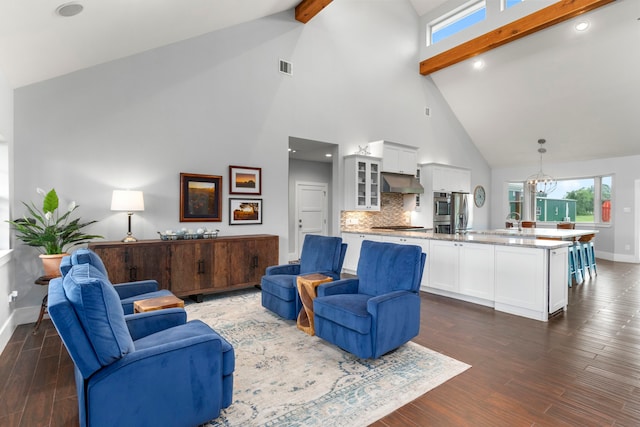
xmin=625 ymin=244 xmax=631 ymax=251
xmin=346 ymin=218 xmax=359 ymax=225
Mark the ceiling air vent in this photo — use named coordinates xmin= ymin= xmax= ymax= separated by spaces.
xmin=279 ymin=59 xmax=292 ymax=76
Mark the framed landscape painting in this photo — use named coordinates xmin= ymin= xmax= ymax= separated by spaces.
xmin=229 ymin=198 xmax=262 ymax=225
xmin=180 ymin=173 xmax=222 ymax=222
xmin=229 ymin=165 xmax=261 ymax=195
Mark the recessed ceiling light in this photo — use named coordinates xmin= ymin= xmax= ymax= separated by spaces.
xmin=472 ymin=59 xmax=484 ymax=70
xmin=575 ymin=21 xmax=590 ymax=31
xmin=56 ymin=2 xmax=84 ymax=17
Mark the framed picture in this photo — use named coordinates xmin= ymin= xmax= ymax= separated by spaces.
xmin=229 ymin=198 xmax=262 ymax=225
xmin=180 ymin=173 xmax=222 ymax=222
xmin=229 ymin=165 xmax=262 ymax=195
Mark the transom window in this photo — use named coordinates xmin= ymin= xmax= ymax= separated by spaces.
xmin=503 ymin=0 xmax=525 ymax=10
xmin=428 ymin=0 xmax=486 ymax=46
xmin=507 ymin=175 xmax=612 ymax=224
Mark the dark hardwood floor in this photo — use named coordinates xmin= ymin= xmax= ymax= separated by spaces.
xmin=1 ymin=258 xmax=639 ymax=426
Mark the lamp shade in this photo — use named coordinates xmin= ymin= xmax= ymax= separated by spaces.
xmin=111 ymin=190 xmax=144 ymax=212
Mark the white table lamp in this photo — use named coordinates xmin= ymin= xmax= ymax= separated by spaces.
xmin=111 ymin=190 xmax=145 ymax=242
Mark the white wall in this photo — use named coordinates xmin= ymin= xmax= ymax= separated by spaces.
xmin=11 ymin=0 xmax=490 ymax=312
xmin=492 ymin=154 xmax=640 ymax=263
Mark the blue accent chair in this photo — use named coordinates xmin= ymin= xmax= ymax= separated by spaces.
xmin=61 ymin=248 xmax=175 ymax=314
xmin=48 ymin=262 xmax=235 ymax=427
xmin=261 ymin=234 xmax=347 ymax=320
xmin=313 ymin=240 xmax=426 ymax=359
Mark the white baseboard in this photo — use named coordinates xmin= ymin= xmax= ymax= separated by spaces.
xmin=597 ymin=250 xmax=639 ymax=264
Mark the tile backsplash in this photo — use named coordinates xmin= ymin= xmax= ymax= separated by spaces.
xmin=341 ymin=193 xmax=412 ymax=230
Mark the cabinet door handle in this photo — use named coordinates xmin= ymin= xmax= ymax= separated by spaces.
xmin=252 ymin=255 xmax=259 ymax=269
xmin=197 ymin=260 xmax=205 ymax=274
xmin=129 ymin=266 xmax=137 ymax=281
xmin=124 ymin=250 xmax=130 ymax=264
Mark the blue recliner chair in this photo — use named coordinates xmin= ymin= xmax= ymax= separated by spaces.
xmin=261 ymin=234 xmax=347 ymax=320
xmin=313 ymin=240 xmax=426 ymax=359
xmin=62 ymin=248 xmax=175 ymax=314
xmin=48 ymin=262 xmax=235 ymax=427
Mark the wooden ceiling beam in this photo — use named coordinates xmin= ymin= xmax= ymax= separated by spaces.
xmin=419 ymin=0 xmax=615 ymax=76
xmin=295 ymin=0 xmax=333 ymax=23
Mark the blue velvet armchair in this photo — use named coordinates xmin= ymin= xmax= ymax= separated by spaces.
xmin=313 ymin=240 xmax=426 ymax=359
xmin=48 ymin=262 xmax=235 ymax=427
xmin=261 ymin=234 xmax=347 ymax=320
xmin=62 ymin=248 xmax=175 ymax=314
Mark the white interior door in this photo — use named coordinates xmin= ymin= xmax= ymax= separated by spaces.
xmin=296 ymin=181 xmax=328 ymax=259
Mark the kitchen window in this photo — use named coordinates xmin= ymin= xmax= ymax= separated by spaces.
xmin=507 ymin=175 xmax=612 ymax=224
xmin=428 ymin=0 xmax=486 ymax=46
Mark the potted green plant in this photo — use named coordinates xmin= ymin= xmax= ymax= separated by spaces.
xmin=7 ymin=188 xmax=103 ymax=278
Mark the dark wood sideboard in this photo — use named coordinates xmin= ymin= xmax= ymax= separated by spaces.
xmin=88 ymin=234 xmax=278 ymax=301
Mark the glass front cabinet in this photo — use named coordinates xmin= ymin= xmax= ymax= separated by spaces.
xmin=344 ymin=155 xmax=381 ymax=211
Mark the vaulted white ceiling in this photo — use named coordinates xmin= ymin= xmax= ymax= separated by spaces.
xmin=429 ymin=0 xmax=640 ymax=168
xmin=0 ymin=0 xmax=637 ymax=168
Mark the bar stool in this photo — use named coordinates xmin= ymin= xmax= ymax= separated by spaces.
xmin=557 ymin=223 xmax=582 ymax=286
xmin=573 ymin=241 xmax=588 ymax=283
xmin=578 ymin=234 xmax=597 ymax=278
xmin=567 ymin=244 xmax=583 ymax=286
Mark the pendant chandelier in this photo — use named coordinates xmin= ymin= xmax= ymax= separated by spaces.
xmin=526 ymin=138 xmax=557 ymax=196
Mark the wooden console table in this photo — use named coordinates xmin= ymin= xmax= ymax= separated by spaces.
xmin=89 ymin=234 xmax=278 ymax=300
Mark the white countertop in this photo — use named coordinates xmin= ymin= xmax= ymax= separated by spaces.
xmin=470 ymin=228 xmax=597 ymax=241
xmin=342 ymin=228 xmax=575 ymax=249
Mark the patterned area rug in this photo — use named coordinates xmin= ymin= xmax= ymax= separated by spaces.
xmin=185 ymin=289 xmax=470 ymax=427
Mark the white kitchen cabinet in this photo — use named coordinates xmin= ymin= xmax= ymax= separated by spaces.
xmin=548 ymin=247 xmax=569 ymax=313
xmin=424 ymin=164 xmax=471 ymax=193
xmin=459 ymin=243 xmax=495 ymax=301
xmin=427 ymin=240 xmax=494 ymax=301
xmin=369 ymin=141 xmax=418 ymax=175
xmin=344 ymin=155 xmax=381 ymax=211
xmin=494 ymin=245 xmax=567 ymax=321
xmin=494 ymin=246 xmax=544 ymax=316
xmin=428 ymin=240 xmax=460 ymax=292
xmin=341 ymin=232 xmax=383 ymax=274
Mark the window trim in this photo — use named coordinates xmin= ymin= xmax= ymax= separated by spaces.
xmin=427 ymin=0 xmax=486 ymax=46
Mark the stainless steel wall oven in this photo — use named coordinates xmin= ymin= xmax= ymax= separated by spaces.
xmin=433 ymin=192 xmax=451 ymax=234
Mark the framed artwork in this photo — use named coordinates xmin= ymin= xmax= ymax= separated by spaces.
xmin=229 ymin=165 xmax=262 ymax=195
xmin=179 ymin=173 xmax=222 ymax=222
xmin=229 ymin=198 xmax=262 ymax=225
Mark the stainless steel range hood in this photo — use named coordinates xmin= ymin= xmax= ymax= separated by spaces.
xmin=381 ymin=172 xmax=424 ymax=194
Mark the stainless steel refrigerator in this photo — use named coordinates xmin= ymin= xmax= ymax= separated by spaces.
xmin=450 ymin=192 xmax=472 ymax=233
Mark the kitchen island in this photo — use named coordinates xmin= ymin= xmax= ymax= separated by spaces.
xmin=341 ymin=228 xmax=594 ymax=322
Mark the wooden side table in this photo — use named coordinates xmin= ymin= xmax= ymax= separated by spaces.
xmin=133 ymin=295 xmax=184 ymax=313
xmin=33 ymin=276 xmax=51 ymax=334
xmin=296 ymin=274 xmax=332 ymax=336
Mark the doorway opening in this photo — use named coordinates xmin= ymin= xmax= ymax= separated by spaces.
xmin=288 ymin=137 xmax=339 ymax=260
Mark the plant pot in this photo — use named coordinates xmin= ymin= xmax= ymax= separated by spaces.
xmin=39 ymin=253 xmax=67 ymax=279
